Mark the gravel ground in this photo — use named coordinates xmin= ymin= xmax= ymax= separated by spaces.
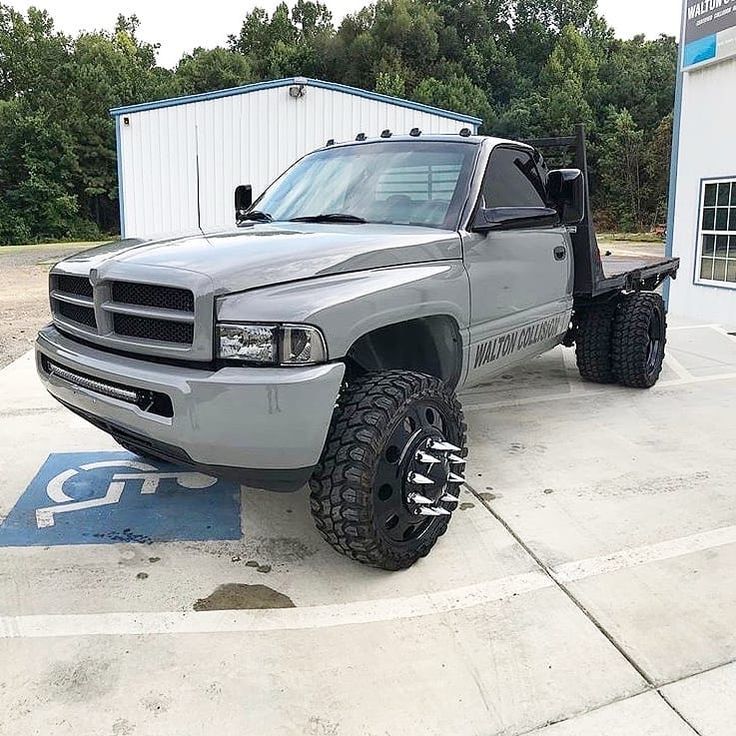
xmin=0 ymin=243 xmax=100 ymax=369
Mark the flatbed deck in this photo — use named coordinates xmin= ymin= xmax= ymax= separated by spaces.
xmin=594 ymin=253 xmax=680 ymax=297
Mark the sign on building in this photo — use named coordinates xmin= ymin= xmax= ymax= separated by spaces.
xmin=684 ymin=0 xmax=736 ymax=70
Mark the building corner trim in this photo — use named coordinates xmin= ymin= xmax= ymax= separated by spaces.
xmin=664 ymin=2 xmax=688 ymax=307
xmin=115 ymin=115 xmax=126 ymax=239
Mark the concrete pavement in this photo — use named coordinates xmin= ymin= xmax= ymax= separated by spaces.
xmin=1 ymin=321 xmax=735 ymax=734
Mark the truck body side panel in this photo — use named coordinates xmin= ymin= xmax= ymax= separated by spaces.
xmin=460 ymin=227 xmax=574 ymax=388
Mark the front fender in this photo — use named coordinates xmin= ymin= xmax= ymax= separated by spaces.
xmin=216 ymin=263 xmax=471 ymax=360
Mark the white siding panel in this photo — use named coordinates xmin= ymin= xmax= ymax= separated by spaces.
xmin=119 ymin=105 xmax=199 ymax=237
xmin=119 ymin=83 xmax=475 ymax=238
xmin=669 ymin=59 xmax=736 ymax=324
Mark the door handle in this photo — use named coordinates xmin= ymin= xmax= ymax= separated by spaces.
xmin=554 ymin=246 xmax=567 ymax=261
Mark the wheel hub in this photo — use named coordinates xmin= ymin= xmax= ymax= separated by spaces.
xmin=405 ymin=437 xmax=465 ymax=517
xmin=372 ymin=399 xmax=465 ymax=544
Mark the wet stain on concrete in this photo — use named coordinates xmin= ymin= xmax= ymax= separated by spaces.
xmin=140 ymin=693 xmax=171 ymax=715
xmin=306 ymin=715 xmax=341 ymax=735
xmin=42 ymin=656 xmax=118 ymax=703
xmin=585 ymin=470 xmax=711 ymax=499
xmin=136 ymin=572 xmax=148 ymax=580
xmin=111 ymin=718 xmax=135 ymax=735
xmin=93 ymin=530 xmax=154 ymax=545
xmin=252 ymin=536 xmax=318 ymax=562
xmin=478 ymin=492 xmax=498 ymax=502
xmin=194 ymin=583 xmax=295 ymax=611
xmin=460 ymin=502 xmax=475 ymax=511
xmin=509 ymin=442 xmax=547 ymax=456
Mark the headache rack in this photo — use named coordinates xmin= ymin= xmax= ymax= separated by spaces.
xmin=524 ymin=124 xmax=680 ymax=301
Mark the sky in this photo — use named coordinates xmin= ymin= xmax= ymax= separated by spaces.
xmin=5 ymin=0 xmax=683 ymax=69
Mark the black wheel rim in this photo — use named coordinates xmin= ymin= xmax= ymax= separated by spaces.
xmin=645 ymin=308 xmax=664 ymax=375
xmin=373 ymin=399 xmax=462 ymax=546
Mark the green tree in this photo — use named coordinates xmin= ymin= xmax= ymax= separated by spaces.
xmin=599 ymin=108 xmax=646 ymax=231
xmin=175 ymin=48 xmax=253 ymax=94
xmin=414 ymin=73 xmax=495 ymax=129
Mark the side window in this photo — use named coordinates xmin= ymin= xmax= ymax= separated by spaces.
xmin=481 ymin=147 xmax=547 ymax=208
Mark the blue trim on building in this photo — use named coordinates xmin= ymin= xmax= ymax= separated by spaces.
xmin=109 ymin=77 xmax=483 ymax=128
xmin=684 ymin=35 xmax=717 ymax=68
xmin=115 ymin=114 xmax=126 ymax=238
xmin=664 ymin=3 xmax=688 ymax=307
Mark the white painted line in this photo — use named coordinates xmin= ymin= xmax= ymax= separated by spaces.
xmin=553 ymin=524 xmax=736 ymax=584
xmin=664 ymin=353 xmax=694 ymax=382
xmin=668 ymin=324 xmax=722 ymax=332
xmin=6 ymin=520 xmax=736 ymax=640
xmin=0 ymin=570 xmax=552 ymax=640
xmin=463 ymin=387 xmax=603 ymax=412
xmin=709 ymin=325 xmax=736 ymax=343
xmin=463 ymin=370 xmax=736 ymax=412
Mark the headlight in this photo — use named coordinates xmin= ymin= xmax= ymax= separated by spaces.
xmin=216 ymin=323 xmax=327 ymax=365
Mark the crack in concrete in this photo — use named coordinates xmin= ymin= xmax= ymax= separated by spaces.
xmin=465 ymin=479 xmax=704 ymax=736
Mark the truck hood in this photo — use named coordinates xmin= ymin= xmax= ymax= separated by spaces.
xmin=61 ymin=223 xmax=462 ymax=294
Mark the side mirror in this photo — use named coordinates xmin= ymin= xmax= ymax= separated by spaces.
xmin=235 ymin=184 xmax=253 ymax=224
xmin=548 ymin=169 xmax=585 ymax=226
xmin=472 ymin=206 xmax=560 ymax=233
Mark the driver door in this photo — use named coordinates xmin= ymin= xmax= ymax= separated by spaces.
xmin=463 ymin=145 xmax=574 ymax=387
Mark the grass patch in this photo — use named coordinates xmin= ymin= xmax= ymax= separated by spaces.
xmin=598 ymin=232 xmax=664 ymax=243
xmin=0 ymin=240 xmax=107 ymax=255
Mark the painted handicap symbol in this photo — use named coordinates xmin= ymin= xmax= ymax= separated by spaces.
xmin=0 ymin=452 xmax=242 ymax=547
xmin=36 ymin=459 xmax=218 ymax=528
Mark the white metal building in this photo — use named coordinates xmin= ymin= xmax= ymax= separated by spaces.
xmin=111 ymin=77 xmax=482 ymax=239
xmin=668 ymin=0 xmax=736 ymax=324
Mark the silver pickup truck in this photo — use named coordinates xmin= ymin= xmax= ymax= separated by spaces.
xmin=36 ymin=127 xmax=680 ymax=570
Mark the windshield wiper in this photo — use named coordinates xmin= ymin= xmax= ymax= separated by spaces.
xmin=288 ymin=213 xmax=367 ymax=224
xmin=239 ymin=210 xmax=273 ymax=223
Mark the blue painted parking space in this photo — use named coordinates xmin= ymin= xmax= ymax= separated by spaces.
xmin=0 ymin=452 xmax=242 ymax=546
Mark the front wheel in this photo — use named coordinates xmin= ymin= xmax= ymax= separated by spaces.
xmin=310 ymin=371 xmax=468 ymax=570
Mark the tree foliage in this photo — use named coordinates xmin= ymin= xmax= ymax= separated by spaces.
xmin=0 ymin=0 xmax=677 ymax=244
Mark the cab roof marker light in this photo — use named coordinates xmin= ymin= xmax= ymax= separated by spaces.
xmin=409 ymin=128 xmax=421 ymax=137
xmin=381 ymin=129 xmax=392 ymax=138
xmin=326 ymin=139 xmax=335 ymax=147
xmin=459 ymin=128 xmax=472 ymax=137
xmin=356 ymin=132 xmax=367 ymax=141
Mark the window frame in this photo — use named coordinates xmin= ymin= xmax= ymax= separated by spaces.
xmin=694 ymin=176 xmax=736 ymax=290
xmin=473 ymin=144 xmax=551 ymax=225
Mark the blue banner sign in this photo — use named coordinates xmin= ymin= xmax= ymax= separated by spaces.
xmin=684 ymin=0 xmax=736 ymax=70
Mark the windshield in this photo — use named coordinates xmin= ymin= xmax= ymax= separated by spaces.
xmin=252 ymin=141 xmax=478 ymax=230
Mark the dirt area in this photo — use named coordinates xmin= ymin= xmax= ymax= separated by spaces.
xmin=0 ymin=243 xmax=100 ymax=369
xmin=599 ymin=237 xmax=666 ymax=260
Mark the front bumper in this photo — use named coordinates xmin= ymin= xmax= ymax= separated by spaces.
xmin=36 ymin=325 xmax=345 ymax=491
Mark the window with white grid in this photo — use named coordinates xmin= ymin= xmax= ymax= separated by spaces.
xmin=697 ymin=179 xmax=736 ymax=286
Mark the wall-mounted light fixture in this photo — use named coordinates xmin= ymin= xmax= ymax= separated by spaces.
xmin=289 ymin=77 xmax=308 ymax=99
